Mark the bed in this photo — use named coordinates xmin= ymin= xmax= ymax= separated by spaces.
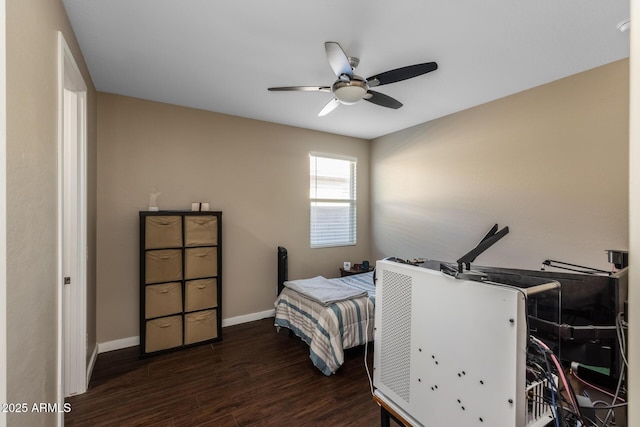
xmin=274 ymin=247 xmax=376 ymax=375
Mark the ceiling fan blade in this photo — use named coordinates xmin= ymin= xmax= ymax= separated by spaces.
xmin=367 ymin=62 xmax=438 ymax=87
xmin=325 ymin=42 xmax=353 ymax=79
xmin=364 ymin=91 xmax=403 ymax=109
xmin=268 ymin=86 xmax=331 ymax=92
xmin=318 ymin=98 xmax=341 ymax=116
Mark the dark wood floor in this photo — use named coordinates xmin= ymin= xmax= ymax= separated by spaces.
xmin=65 ymin=317 xmax=392 ymax=426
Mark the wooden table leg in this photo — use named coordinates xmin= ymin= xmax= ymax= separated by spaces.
xmin=380 ymin=406 xmax=392 ymax=427
xmin=374 ymin=392 xmax=412 ymax=426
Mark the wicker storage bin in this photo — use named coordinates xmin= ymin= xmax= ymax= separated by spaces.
xmin=145 ymin=315 xmax=182 ymax=352
xmin=145 ymin=282 xmax=182 ymax=319
xmin=145 ymin=216 xmax=182 ymax=249
xmin=184 ymin=216 xmax=218 ymax=246
xmin=145 ymin=249 xmax=182 ymax=284
xmin=185 ymin=247 xmax=217 ymax=279
xmin=184 ymin=310 xmax=218 ymax=344
xmin=185 ymin=278 xmax=217 ymax=312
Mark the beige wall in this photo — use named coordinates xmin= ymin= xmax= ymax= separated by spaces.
xmin=6 ymin=0 xmax=97 ymax=424
xmin=96 ymin=93 xmax=370 ymax=343
xmin=372 ymin=59 xmax=629 ymax=272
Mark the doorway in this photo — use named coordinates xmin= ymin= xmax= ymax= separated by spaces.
xmin=57 ymin=31 xmax=88 ymax=406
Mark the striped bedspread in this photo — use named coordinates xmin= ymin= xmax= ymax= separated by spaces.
xmin=274 ymin=271 xmax=375 ymax=376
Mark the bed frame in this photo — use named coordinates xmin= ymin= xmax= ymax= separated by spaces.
xmin=277 ymin=246 xmax=288 ymax=296
xmin=277 ymin=246 xmax=293 ymax=337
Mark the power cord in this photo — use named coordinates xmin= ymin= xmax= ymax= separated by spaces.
xmin=364 ymin=296 xmax=375 ymax=395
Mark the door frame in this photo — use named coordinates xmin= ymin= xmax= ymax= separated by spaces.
xmin=56 ymin=31 xmax=88 ymax=415
xmin=0 ymin=1 xmax=7 ymax=426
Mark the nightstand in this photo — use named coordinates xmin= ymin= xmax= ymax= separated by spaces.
xmin=340 ymin=267 xmax=374 ymax=277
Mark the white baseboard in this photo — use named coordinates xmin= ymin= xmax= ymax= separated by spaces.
xmin=97 ymin=309 xmax=276 ymax=353
xmin=221 ymin=309 xmax=275 ymax=327
xmin=86 ymin=343 xmax=98 ymax=385
xmin=98 ymin=336 xmax=140 ymax=354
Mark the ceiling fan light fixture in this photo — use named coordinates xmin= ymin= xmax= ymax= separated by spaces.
xmin=332 ymin=78 xmax=368 ymax=104
xmin=268 ymin=42 xmax=438 ymax=115
xmin=617 ymin=19 xmax=630 ymax=33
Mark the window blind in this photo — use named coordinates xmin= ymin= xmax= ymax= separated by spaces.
xmin=310 ymin=154 xmax=356 ymax=248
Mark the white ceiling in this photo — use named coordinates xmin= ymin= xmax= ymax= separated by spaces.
xmin=62 ymin=0 xmax=630 ymax=140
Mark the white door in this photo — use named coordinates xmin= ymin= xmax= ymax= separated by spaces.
xmin=57 ymin=32 xmax=88 ymax=408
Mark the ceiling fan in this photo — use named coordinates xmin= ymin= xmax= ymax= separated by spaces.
xmin=268 ymin=42 xmax=438 ymax=116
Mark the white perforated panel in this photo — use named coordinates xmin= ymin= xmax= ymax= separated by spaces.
xmin=378 ymin=270 xmax=413 ymax=403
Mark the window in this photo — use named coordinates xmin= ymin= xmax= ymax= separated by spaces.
xmin=310 ymin=153 xmax=357 ymax=248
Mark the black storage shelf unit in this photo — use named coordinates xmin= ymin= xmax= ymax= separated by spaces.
xmin=139 ymin=210 xmax=222 ymax=357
